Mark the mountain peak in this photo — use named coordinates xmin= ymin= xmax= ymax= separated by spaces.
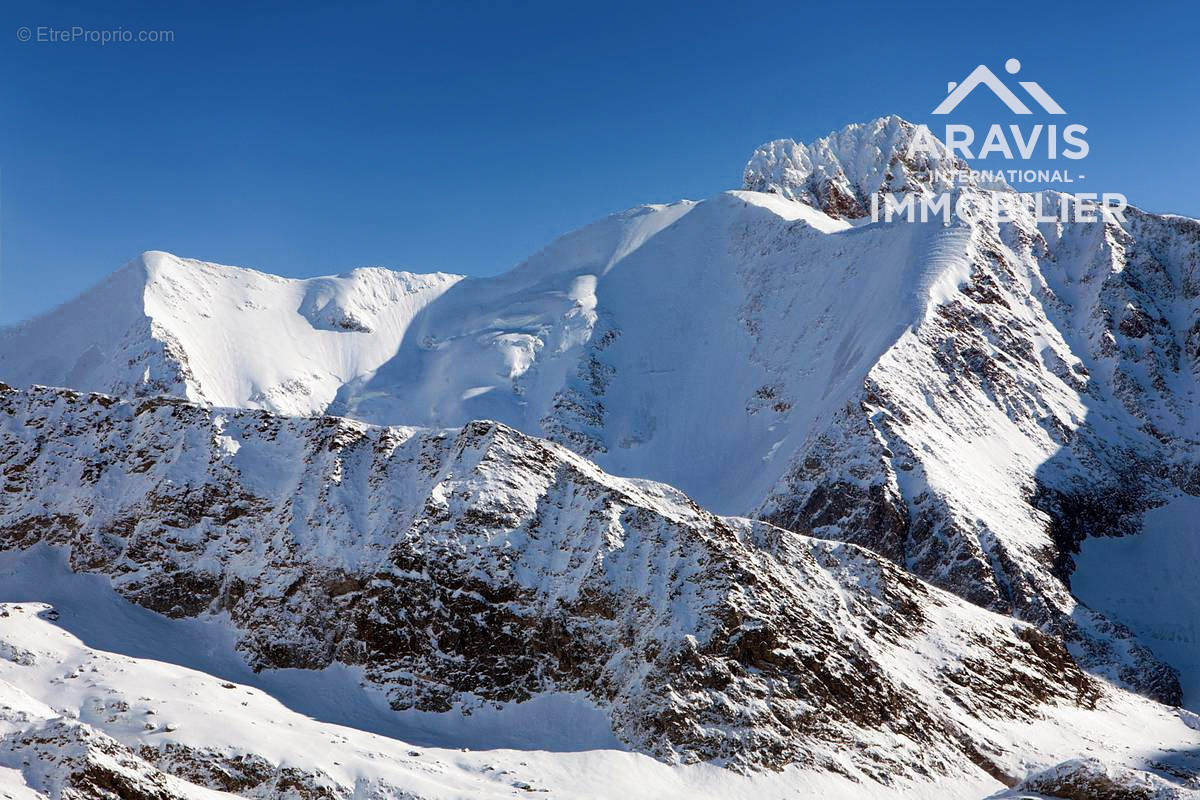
xmin=743 ymin=115 xmax=971 ymax=218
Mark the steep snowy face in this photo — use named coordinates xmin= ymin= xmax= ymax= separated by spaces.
xmin=0 ymin=251 xmax=462 ymax=417
xmin=742 ymin=115 xmax=978 ymax=218
xmin=753 ymin=191 xmax=1200 ymax=703
xmin=0 ymin=257 xmax=193 ymax=402
xmin=2 ymin=382 xmax=1188 ymax=788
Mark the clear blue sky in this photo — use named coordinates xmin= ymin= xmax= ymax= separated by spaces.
xmin=2 ymin=0 xmax=1198 ymax=323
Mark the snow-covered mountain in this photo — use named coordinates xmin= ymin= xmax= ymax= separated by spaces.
xmin=3 ymin=115 xmax=1200 ymax=797
xmin=0 ymin=252 xmax=462 ymax=418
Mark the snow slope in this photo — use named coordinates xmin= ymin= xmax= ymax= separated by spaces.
xmin=332 ymin=191 xmax=867 ymax=513
xmin=0 ymin=185 xmax=962 ymax=517
xmin=0 ymin=545 xmax=621 ymax=754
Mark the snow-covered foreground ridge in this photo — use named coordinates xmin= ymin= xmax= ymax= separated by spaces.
xmin=3 ymin=383 xmax=1200 ymax=799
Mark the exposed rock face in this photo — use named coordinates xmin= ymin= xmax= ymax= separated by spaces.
xmin=0 ymin=383 xmax=1126 ymax=781
xmin=144 ymin=744 xmax=366 ymax=800
xmin=753 ymin=192 xmax=1200 ymax=704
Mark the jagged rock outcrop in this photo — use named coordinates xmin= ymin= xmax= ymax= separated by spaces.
xmin=1008 ymin=757 xmax=1200 ymax=800
xmin=742 ymin=115 xmax=981 ymax=218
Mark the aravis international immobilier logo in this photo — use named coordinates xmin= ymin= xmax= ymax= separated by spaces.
xmin=933 ymin=58 xmax=1064 ymax=116
xmin=872 ymin=59 xmax=1127 ymax=224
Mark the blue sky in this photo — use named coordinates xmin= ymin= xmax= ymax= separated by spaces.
xmin=2 ymin=0 xmax=1198 ymax=323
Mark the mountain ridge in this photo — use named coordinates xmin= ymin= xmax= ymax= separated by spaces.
xmin=5 ymin=380 xmax=1200 ymax=795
